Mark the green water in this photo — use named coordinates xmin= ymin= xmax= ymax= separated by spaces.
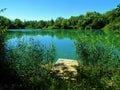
xmin=6 ymin=29 xmax=78 ymax=60
xmin=6 ymin=29 xmax=120 ymax=63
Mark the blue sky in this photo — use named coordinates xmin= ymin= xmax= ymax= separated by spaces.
xmin=0 ymin=0 xmax=120 ymax=21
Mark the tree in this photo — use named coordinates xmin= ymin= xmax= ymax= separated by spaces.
xmin=14 ymin=19 xmax=24 ymax=29
xmin=37 ymin=20 xmax=45 ymax=28
xmin=61 ymin=19 xmax=68 ymax=29
xmin=53 ymin=17 xmax=64 ymax=29
xmin=77 ymin=15 xmax=85 ymax=29
xmin=69 ymin=16 xmax=78 ymax=29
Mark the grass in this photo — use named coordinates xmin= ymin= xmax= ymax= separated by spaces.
xmin=0 ymin=29 xmax=120 ymax=90
xmin=74 ymin=30 xmax=120 ymax=89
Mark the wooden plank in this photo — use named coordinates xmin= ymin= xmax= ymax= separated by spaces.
xmin=52 ymin=58 xmax=79 ymax=79
xmin=54 ymin=58 xmax=78 ymax=67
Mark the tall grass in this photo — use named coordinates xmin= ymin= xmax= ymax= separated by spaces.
xmin=0 ymin=28 xmax=21 ymax=90
xmin=75 ymin=30 xmax=120 ymax=89
xmin=1 ymin=30 xmax=120 ymax=90
xmin=4 ymin=38 xmax=56 ymax=89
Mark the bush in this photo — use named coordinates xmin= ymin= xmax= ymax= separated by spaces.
xmin=1 ymin=29 xmax=120 ymax=90
xmin=4 ymin=38 xmax=56 ymax=89
xmin=74 ymin=31 xmax=120 ymax=89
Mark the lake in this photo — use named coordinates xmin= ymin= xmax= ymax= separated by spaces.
xmin=6 ymin=29 xmax=120 ymax=65
xmin=6 ymin=29 xmax=79 ymax=61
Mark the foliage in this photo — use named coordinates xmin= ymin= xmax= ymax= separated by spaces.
xmin=3 ymin=39 xmax=56 ymax=89
xmin=1 ymin=30 xmax=119 ymax=90
xmin=103 ymin=4 xmax=120 ymax=31
xmin=0 ymin=4 xmax=120 ymax=30
xmin=0 ymin=9 xmax=22 ymax=90
xmin=0 ymin=4 xmax=120 ymax=89
xmin=74 ymin=30 xmax=120 ymax=89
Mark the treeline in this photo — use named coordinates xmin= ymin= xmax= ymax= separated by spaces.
xmin=0 ymin=4 xmax=120 ymax=30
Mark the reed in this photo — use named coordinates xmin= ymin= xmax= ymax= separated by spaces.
xmin=1 ymin=30 xmax=120 ymax=90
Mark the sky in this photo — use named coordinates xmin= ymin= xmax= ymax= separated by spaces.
xmin=0 ymin=0 xmax=120 ymax=21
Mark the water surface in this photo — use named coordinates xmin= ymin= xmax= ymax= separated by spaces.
xmin=6 ymin=29 xmax=77 ymax=61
